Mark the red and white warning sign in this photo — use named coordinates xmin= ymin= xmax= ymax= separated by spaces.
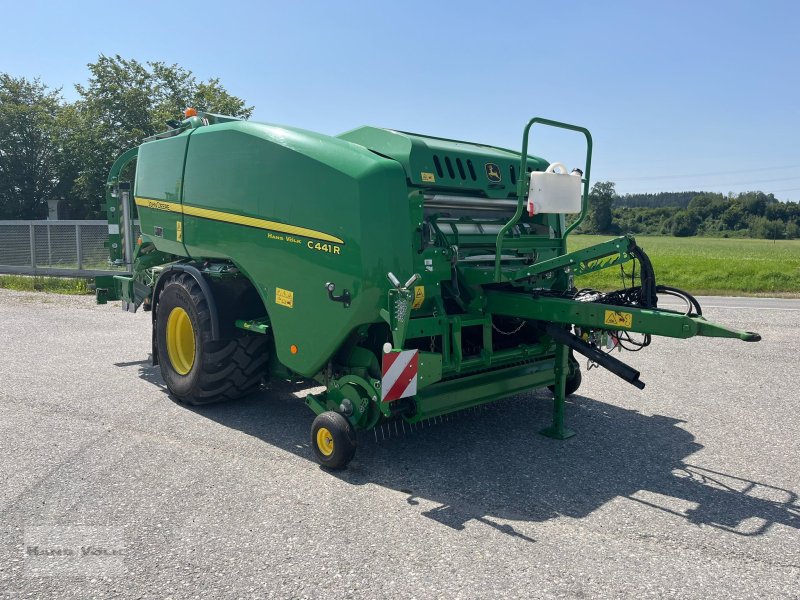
xmin=381 ymin=349 xmax=419 ymax=402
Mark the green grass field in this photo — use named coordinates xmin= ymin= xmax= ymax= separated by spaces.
xmin=568 ymin=235 xmax=800 ymax=296
xmin=0 ymin=275 xmax=92 ymax=295
xmin=1 ymin=236 xmax=798 ymax=297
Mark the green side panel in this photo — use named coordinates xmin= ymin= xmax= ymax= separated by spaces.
xmin=134 ymin=132 xmax=190 ymax=256
xmin=181 ymin=121 xmax=413 ymax=377
xmin=337 ymin=126 xmax=549 ymax=199
xmin=411 ymin=359 xmax=556 ymax=422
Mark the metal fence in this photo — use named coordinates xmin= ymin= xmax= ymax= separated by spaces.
xmin=0 ymin=220 xmax=139 ymax=277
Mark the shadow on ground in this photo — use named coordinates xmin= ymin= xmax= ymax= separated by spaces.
xmin=124 ymin=359 xmax=799 ymax=540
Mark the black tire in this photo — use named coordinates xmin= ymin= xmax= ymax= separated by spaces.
xmin=310 ymin=411 xmax=357 ymax=469
xmin=548 ymin=356 xmax=582 ymax=397
xmin=155 ymin=273 xmax=269 ymax=405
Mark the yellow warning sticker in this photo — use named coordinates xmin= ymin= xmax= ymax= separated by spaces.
xmin=275 ymin=287 xmax=294 ymax=308
xmin=421 ymin=172 xmax=436 ymax=183
xmin=412 ymin=285 xmax=425 ymax=309
xmin=176 ymin=220 xmax=183 ymax=242
xmin=604 ymin=310 xmax=633 ymax=329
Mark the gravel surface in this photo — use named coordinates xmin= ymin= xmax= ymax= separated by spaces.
xmin=0 ymin=289 xmax=798 ymax=599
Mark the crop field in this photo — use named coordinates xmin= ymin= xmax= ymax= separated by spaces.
xmin=568 ymin=235 xmax=800 ymax=296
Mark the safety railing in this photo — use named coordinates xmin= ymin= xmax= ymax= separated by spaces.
xmin=0 ymin=220 xmax=139 ymax=277
xmin=493 ymin=117 xmax=593 ymax=281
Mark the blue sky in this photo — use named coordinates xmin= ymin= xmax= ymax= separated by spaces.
xmin=2 ymin=0 xmax=798 ymax=199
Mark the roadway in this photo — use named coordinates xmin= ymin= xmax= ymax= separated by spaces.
xmin=0 ymin=290 xmax=797 ymax=598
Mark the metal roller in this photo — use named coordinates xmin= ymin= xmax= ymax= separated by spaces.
xmin=423 ymin=194 xmax=519 ymax=212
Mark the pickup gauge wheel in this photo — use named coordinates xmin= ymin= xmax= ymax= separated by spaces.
xmin=311 ymin=411 xmax=357 ymax=469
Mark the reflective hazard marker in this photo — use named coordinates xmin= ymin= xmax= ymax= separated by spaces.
xmin=381 ymin=349 xmax=419 ymax=402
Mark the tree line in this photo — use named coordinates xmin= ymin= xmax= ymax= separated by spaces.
xmin=3 ymin=60 xmax=798 ymax=240
xmin=0 ymin=55 xmax=252 ymax=220
xmin=580 ymin=182 xmax=800 ymax=240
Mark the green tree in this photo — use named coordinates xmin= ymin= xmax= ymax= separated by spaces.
xmin=765 ymin=202 xmax=787 ymax=221
xmin=687 ymin=193 xmax=726 ymax=220
xmin=670 ymin=210 xmax=700 ymax=237
xmin=0 ymin=75 xmax=63 ymax=218
xmin=588 ymin=181 xmax=616 ymax=233
xmin=722 ymin=204 xmax=745 ymax=230
xmin=68 ymin=55 xmax=254 ymax=218
xmin=740 ymin=192 xmax=773 ymax=217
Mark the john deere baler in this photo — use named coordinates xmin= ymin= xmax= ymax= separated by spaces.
xmin=97 ymin=112 xmax=760 ymax=468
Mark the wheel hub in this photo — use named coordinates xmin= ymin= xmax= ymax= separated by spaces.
xmin=166 ymin=306 xmax=196 ymax=375
xmin=316 ymin=427 xmax=334 ymax=456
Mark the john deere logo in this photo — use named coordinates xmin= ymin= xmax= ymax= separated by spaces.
xmin=485 ymin=163 xmax=502 ymax=183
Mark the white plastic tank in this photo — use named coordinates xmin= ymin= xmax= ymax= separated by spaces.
xmin=527 ymin=162 xmax=582 ymax=215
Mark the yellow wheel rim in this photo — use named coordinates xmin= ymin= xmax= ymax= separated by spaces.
xmin=316 ymin=427 xmax=335 ymax=456
xmin=166 ymin=306 xmax=196 ymax=375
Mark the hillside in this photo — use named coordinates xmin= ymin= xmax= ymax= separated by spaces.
xmin=576 ymin=185 xmax=800 ymax=239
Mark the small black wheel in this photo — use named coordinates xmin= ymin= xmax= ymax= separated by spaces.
xmin=311 ymin=411 xmax=357 ymax=469
xmin=548 ymin=355 xmax=582 ymax=397
xmin=155 ymin=273 xmax=268 ymax=405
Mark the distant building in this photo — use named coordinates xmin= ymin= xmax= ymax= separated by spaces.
xmin=47 ymin=198 xmax=68 ymax=220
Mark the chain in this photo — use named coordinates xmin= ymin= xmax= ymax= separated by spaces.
xmin=430 ymin=305 xmax=439 ymax=352
xmin=491 ymin=319 xmax=526 ymax=336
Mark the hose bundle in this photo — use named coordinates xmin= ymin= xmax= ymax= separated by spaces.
xmin=569 ymin=242 xmax=702 ymax=351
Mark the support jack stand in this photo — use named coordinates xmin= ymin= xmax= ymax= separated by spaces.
xmin=540 ymin=342 xmax=576 ymax=440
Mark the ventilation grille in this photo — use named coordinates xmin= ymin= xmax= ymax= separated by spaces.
xmin=431 ymin=154 xmax=478 ymax=181
xmin=429 ymin=154 xmax=537 ymax=184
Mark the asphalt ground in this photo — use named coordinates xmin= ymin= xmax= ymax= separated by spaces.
xmin=0 ymin=289 xmax=798 ymax=599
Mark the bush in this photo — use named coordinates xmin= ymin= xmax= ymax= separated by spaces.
xmin=671 ymin=211 xmax=699 ymax=237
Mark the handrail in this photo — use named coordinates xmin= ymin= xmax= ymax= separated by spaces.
xmin=106 ymin=146 xmax=139 ymax=189
xmin=106 ymin=146 xmax=140 ymax=266
xmin=493 ymin=117 xmax=593 ymax=281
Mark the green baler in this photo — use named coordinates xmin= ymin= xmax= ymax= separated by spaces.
xmin=97 ymin=111 xmax=760 ymax=468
